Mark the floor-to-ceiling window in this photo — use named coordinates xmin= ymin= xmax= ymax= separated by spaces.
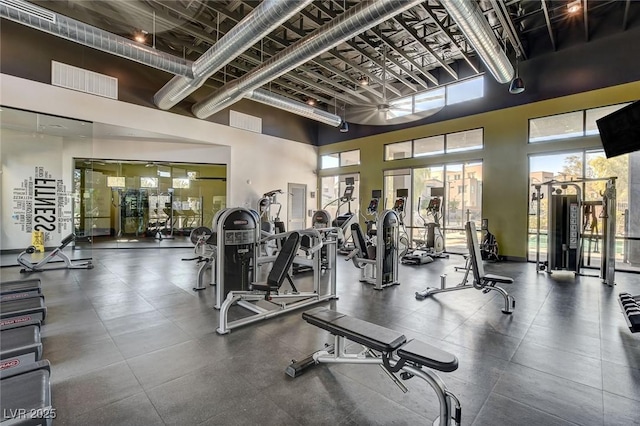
xmin=384 ymin=161 xmax=483 ymax=254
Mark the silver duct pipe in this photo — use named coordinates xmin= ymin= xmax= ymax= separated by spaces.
xmin=440 ymin=0 xmax=514 ymax=84
xmin=0 ymin=0 xmax=193 ymax=77
xmin=154 ymin=0 xmax=313 ymax=110
xmin=192 ymin=0 xmax=424 ymax=120
xmin=247 ymin=89 xmax=343 ymax=127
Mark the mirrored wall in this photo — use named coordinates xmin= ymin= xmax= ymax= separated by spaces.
xmin=74 ymin=159 xmax=226 ymax=248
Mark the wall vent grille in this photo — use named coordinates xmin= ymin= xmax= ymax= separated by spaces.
xmin=229 ymin=110 xmax=262 ymax=134
xmin=51 ymin=61 xmax=118 ymax=100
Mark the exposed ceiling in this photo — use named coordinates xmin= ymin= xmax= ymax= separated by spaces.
xmin=5 ymin=0 xmax=640 ymax=127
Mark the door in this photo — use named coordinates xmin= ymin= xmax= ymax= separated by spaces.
xmin=288 ymin=183 xmax=306 ymax=230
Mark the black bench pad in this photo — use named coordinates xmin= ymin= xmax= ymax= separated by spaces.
xmin=483 ymin=274 xmax=513 ymax=284
xmin=303 ymin=307 xmax=406 ymax=353
xmin=397 ymin=339 xmax=458 ymax=372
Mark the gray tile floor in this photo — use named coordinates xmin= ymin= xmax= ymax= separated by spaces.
xmin=1 ymin=249 xmax=639 ymax=425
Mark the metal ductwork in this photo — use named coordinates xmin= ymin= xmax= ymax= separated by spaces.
xmin=0 ymin=0 xmax=193 ymax=78
xmin=247 ymin=89 xmax=343 ymax=127
xmin=440 ymin=0 xmax=514 ymax=84
xmin=192 ymin=0 xmax=425 ymax=120
xmin=154 ymin=0 xmax=313 ymax=110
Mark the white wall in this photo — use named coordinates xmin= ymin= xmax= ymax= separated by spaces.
xmin=1 ymin=74 xmax=318 ymax=250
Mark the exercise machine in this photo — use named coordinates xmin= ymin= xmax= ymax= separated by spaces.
xmin=363 ymin=189 xmax=382 ymax=238
xmin=0 ymin=360 xmax=54 ymax=425
xmin=287 ymin=307 xmax=461 ymax=426
xmin=324 ymin=177 xmax=357 ymax=253
xmin=391 ymin=189 xmax=410 ymax=257
xmin=213 ymin=207 xmax=338 ymax=334
xmin=17 ymin=234 xmax=93 ymax=273
xmin=0 ymin=324 xmax=42 ymax=371
xmin=415 ymin=221 xmax=515 ymax=314
xmin=347 ymin=209 xmax=400 ymax=290
xmin=531 ymin=177 xmax=616 ymax=286
xmin=257 ymin=189 xmax=286 ymax=256
xmin=402 ymin=188 xmax=448 ymax=265
xmin=618 ymin=292 xmax=640 ymax=333
xmin=1 ymin=296 xmax=46 ymax=330
xmin=479 ymin=219 xmax=500 ymax=261
xmin=1 ymin=279 xmax=42 ymax=302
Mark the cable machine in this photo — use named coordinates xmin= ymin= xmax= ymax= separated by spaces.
xmin=531 ymin=177 xmax=617 ymax=286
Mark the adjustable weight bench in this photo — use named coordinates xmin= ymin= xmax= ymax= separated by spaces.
xmin=618 ymin=293 xmax=640 ymax=333
xmin=1 ymin=278 xmax=42 ymax=302
xmin=416 ymin=221 xmax=515 ymax=314
xmin=0 ymin=297 xmax=46 ymax=331
xmin=287 ymin=307 xmax=461 ymax=426
xmin=1 ymin=325 xmax=42 ymax=370
xmin=0 ymin=360 xmax=53 ymax=425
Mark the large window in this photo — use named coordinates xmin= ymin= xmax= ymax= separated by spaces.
xmin=383 ymin=76 xmax=483 ymax=119
xmin=446 ymin=76 xmax=484 ymax=105
xmin=321 ymin=150 xmax=360 ymax=169
xmin=384 ymin=141 xmax=412 ymax=161
xmin=528 ymin=149 xmax=636 ymax=272
xmin=529 ymin=103 xmax=630 ymax=143
xmin=383 ymin=162 xmax=483 ymax=254
xmin=385 ymin=128 xmax=483 ymax=160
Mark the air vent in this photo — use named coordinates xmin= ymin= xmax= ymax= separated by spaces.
xmin=229 ymin=110 xmax=262 ymax=134
xmin=51 ymin=61 xmax=118 ymax=100
xmin=0 ymin=0 xmax=56 ymax=23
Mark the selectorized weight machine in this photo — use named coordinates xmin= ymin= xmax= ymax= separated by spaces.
xmin=212 ymin=207 xmax=339 ymax=334
xmin=347 ymin=209 xmax=401 ymax=290
xmin=531 ymin=177 xmax=617 ymax=286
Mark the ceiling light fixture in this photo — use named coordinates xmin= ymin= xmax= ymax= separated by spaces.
xmin=567 ymin=0 xmax=581 ymax=14
xmin=509 ymin=55 xmax=525 ymax=94
xmin=358 ymin=75 xmax=369 ymax=86
xmin=134 ymin=30 xmax=148 ymax=44
xmin=339 ymin=102 xmax=349 ymax=133
xmin=307 ymin=98 xmax=316 ymax=106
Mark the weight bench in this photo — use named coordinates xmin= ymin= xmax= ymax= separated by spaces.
xmin=0 ymin=360 xmax=53 ymax=425
xmin=287 ymin=307 xmax=461 ymax=426
xmin=1 ymin=325 xmax=42 ymax=370
xmin=618 ymin=293 xmax=640 ymax=333
xmin=415 ymin=221 xmax=515 ymax=315
xmin=1 ymin=278 xmax=42 ymax=302
xmin=0 ymin=297 xmax=46 ymax=330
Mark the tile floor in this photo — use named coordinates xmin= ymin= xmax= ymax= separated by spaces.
xmin=1 ymin=248 xmax=639 ymax=425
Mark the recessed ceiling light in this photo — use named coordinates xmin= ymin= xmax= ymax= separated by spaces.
xmin=567 ymin=0 xmax=581 ymax=14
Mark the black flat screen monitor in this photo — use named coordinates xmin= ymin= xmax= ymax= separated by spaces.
xmin=596 ymin=100 xmax=640 ymax=158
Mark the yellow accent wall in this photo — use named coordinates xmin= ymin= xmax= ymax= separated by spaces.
xmin=318 ymin=81 xmax=640 ymax=259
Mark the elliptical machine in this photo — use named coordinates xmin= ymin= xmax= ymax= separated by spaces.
xmin=324 ymin=177 xmax=357 ymax=253
xmin=391 ymin=189 xmax=410 ymax=257
xmin=402 ymin=187 xmax=448 ymax=265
